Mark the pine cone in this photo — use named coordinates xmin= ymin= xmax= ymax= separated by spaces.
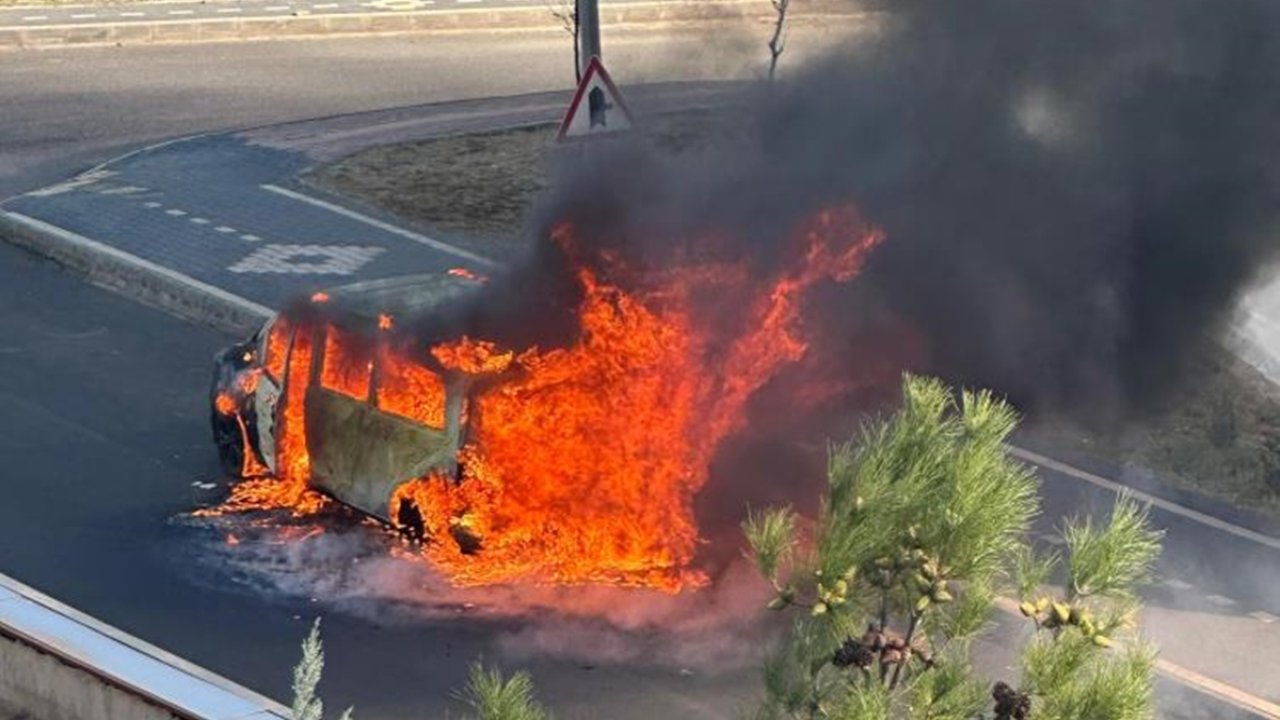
xmin=832 ymin=638 xmax=875 ymax=669
xmin=992 ymin=681 xmax=1031 ymax=720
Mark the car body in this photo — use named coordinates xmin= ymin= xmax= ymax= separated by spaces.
xmin=209 ymin=272 xmax=483 ymax=525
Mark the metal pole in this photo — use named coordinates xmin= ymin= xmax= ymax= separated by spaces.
xmin=578 ymin=0 xmax=601 ymax=77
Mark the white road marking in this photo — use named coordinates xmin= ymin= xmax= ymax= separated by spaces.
xmin=215 ymin=226 xmax=237 ymax=234
xmin=1 ymin=212 xmax=272 ymax=322
xmin=240 ymin=234 xmax=262 ymax=242
xmin=119 ymin=10 xmax=147 ymax=16
xmin=22 ymin=15 xmax=49 ymax=21
xmin=229 ymin=244 xmax=384 ymax=275
xmin=456 ymin=0 xmax=483 ymax=4
xmin=165 ymin=209 xmax=187 ymax=217
xmin=98 ymin=186 xmax=148 ymax=196
xmin=168 ymin=9 xmax=196 ymax=15
xmin=1205 ymin=594 xmax=1239 ymax=608
xmin=313 ymin=3 xmax=339 ymax=8
xmin=70 ymin=13 xmax=97 ymax=19
xmin=264 ymin=5 xmax=290 ymax=10
xmin=1162 ymin=577 xmax=1194 ymax=591
xmin=1008 ymin=446 xmax=1280 ymax=552
xmin=143 ymin=202 xmax=163 ymax=209
xmin=190 ymin=218 xmax=211 ymax=225
xmin=1250 ymin=611 xmax=1279 ymax=624
xmin=260 ymin=184 xmax=499 ymax=268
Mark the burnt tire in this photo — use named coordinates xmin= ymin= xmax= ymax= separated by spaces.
xmin=212 ymin=409 xmax=244 ymax=478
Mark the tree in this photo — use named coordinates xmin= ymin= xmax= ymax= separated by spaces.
xmin=767 ymin=0 xmax=791 ymax=81
xmin=744 ymin=374 xmax=1163 ymax=720
xmin=547 ymin=0 xmax=581 ymax=83
xmin=291 ymin=619 xmax=354 ymax=720
xmin=457 ymin=662 xmax=552 ymax=720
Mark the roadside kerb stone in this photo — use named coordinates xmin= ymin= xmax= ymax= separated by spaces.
xmin=0 ymin=212 xmax=270 ymax=336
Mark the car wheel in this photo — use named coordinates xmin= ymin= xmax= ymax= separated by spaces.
xmin=212 ymin=409 xmax=244 ymax=477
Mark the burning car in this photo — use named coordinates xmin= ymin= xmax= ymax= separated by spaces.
xmin=210 ymin=271 xmax=485 ymax=535
xmin=207 ymin=212 xmax=884 ymax=590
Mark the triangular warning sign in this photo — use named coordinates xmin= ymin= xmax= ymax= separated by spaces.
xmin=557 ymin=56 xmax=635 ymax=141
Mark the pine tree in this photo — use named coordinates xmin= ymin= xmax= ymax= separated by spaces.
xmin=457 ymin=662 xmax=552 ymax=720
xmin=744 ymin=374 xmax=1163 ymax=720
xmin=291 ymin=619 xmax=355 ymax=720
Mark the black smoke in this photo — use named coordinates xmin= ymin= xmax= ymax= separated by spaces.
xmin=515 ymin=0 xmax=1280 ymax=418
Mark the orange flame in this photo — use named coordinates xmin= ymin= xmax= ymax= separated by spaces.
xmin=447 ymin=267 xmax=487 ymax=283
xmin=213 ymin=205 xmax=883 ymax=589
xmin=311 ymin=291 xmax=330 ymax=304
xmin=431 ymin=336 xmax=515 ymax=375
xmin=215 ymin=392 xmax=237 ymax=416
xmin=390 ymin=206 xmax=884 ymax=590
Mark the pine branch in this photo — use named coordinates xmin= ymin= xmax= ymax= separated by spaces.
xmin=1065 ymin=493 xmax=1163 ymax=600
xmin=459 ymin=663 xmax=551 ymax=720
xmin=292 ymin=619 xmax=326 ymax=720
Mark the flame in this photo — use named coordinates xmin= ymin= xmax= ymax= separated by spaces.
xmin=264 ymin=316 xmax=291 ymax=381
xmin=212 ymin=205 xmax=883 ymax=589
xmin=377 ymin=343 xmax=448 ymax=428
xmin=320 ymin=325 xmax=372 ymax=400
xmin=378 ymin=313 xmax=394 ymax=331
xmin=390 ymin=206 xmax=884 ymax=590
xmin=215 ymin=392 xmax=237 ymax=416
xmin=431 ymin=337 xmax=515 ymax=375
xmin=215 ymin=324 xmax=328 ymax=516
xmin=311 ymin=291 xmax=330 ymax=304
xmin=448 ymin=267 xmax=487 ymax=283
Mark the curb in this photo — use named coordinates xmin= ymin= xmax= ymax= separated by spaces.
xmin=0 ymin=211 xmax=271 ymax=336
xmin=0 ymin=0 xmax=869 ymax=49
xmin=0 ymin=572 xmax=291 ymax=720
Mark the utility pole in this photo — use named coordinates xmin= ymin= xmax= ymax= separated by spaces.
xmin=577 ymin=0 xmax=601 ymax=78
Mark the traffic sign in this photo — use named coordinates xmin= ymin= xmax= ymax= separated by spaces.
xmin=557 ymin=56 xmax=634 ymax=141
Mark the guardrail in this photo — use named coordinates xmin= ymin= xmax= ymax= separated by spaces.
xmin=0 ymin=572 xmax=290 ymax=720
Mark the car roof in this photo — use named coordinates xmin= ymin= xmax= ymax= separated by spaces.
xmin=324 ymin=272 xmax=482 ymax=324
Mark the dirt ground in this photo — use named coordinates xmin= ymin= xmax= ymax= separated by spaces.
xmin=308 ymin=117 xmax=1280 ymax=522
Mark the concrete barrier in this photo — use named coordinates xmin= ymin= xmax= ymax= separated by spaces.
xmin=0 ymin=573 xmax=289 ymax=720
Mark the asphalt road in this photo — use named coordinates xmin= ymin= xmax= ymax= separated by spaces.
xmin=0 ymin=232 xmax=1273 ymax=718
xmin=0 ymin=0 xmax=648 ymax=29
xmin=0 ymin=24 xmax=852 ymax=201
xmin=1 ymin=19 xmax=1278 ymax=719
xmin=0 ymin=240 xmax=770 ymax=718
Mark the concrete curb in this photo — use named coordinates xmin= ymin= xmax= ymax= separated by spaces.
xmin=0 ymin=0 xmax=867 ymax=49
xmin=0 ymin=211 xmax=271 ymax=336
xmin=0 ymin=572 xmax=291 ymax=720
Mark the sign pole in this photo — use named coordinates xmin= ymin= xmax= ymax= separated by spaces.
xmin=578 ymin=0 xmax=601 ymax=77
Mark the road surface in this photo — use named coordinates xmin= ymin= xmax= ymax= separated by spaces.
xmin=0 ymin=23 xmax=856 ymax=200
xmin=1 ymin=21 xmax=1278 ymax=720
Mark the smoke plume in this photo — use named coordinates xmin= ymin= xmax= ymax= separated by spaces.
xmin=508 ymin=0 xmax=1280 ymax=417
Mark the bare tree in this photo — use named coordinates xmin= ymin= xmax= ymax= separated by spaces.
xmin=548 ymin=0 xmax=581 ymax=83
xmin=767 ymin=0 xmax=791 ymax=81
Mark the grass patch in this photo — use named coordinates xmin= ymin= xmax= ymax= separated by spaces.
xmin=308 ymin=116 xmax=1280 ymax=521
xmin=310 ymin=124 xmax=556 ymax=242
xmin=305 ymin=109 xmax=744 ymax=246
xmin=1023 ymin=345 xmax=1280 ymax=519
